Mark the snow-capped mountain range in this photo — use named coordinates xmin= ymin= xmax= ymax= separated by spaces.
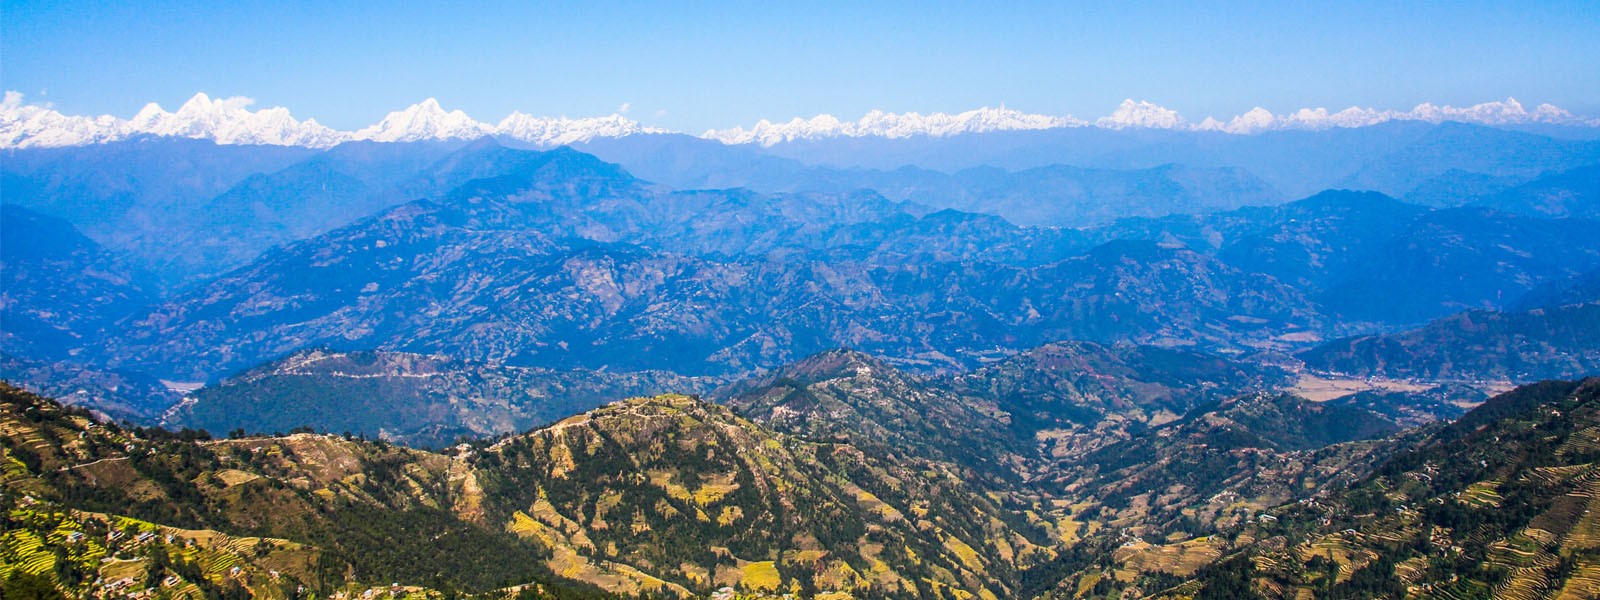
xmin=0 ymin=92 xmax=666 ymax=149
xmin=699 ymin=106 xmax=1087 ymax=146
xmin=2 ymin=91 xmax=1594 ymax=150
xmin=707 ymin=98 xmax=1599 ymax=144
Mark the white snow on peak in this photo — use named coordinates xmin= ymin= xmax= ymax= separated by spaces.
xmin=127 ymin=92 xmax=346 ymax=146
xmin=351 ymin=98 xmax=492 ymax=143
xmin=0 ymin=91 xmax=126 ymax=148
xmin=702 ymin=105 xmax=1087 ymax=146
xmin=1096 ymin=99 xmax=1186 ymax=130
xmin=1197 ymin=98 xmax=1598 ymax=134
xmin=0 ymin=92 xmax=344 ymax=148
xmin=495 ymin=112 xmax=668 ymax=146
xmin=3 ymin=92 xmax=1597 ymax=149
xmin=347 ymin=99 xmax=667 ymax=144
xmin=0 ymin=93 xmax=664 ymax=149
xmin=707 ymin=97 xmax=1599 ymax=143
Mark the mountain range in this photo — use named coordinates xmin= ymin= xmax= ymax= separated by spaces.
xmin=3 ymin=87 xmax=1600 ymax=599
xmin=4 ymin=141 xmax=1596 ymax=387
xmin=10 ymin=357 xmax=1596 ymax=597
xmin=7 ymin=93 xmax=1596 ymax=150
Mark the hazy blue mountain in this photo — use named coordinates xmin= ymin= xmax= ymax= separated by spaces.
xmin=740 ymin=121 xmax=1599 ymax=197
xmin=1337 ymin=121 xmax=1600 ymax=196
xmin=95 ymin=148 xmax=1323 ymax=380
xmin=580 ymin=134 xmax=1284 ymax=227
xmin=7 ymin=122 xmax=1592 ymax=290
xmin=571 ymin=132 xmax=818 ymax=189
xmin=168 ymin=140 xmax=465 ymax=278
xmin=792 ymin=163 xmax=1282 ymax=227
xmin=1299 ymin=302 xmax=1600 ymax=381
xmin=1314 ymin=207 xmax=1600 ymax=323
xmin=165 ymin=348 xmax=713 ymax=448
xmin=1515 ymin=267 xmax=1600 ymax=310
xmin=1402 ymin=168 xmax=1527 ymax=207
xmin=1093 ymin=190 xmax=1600 ymax=326
xmin=1474 ymin=163 xmax=1600 ymax=219
xmin=0 ymin=138 xmax=315 ymax=285
xmin=0 ymin=204 xmax=154 ymax=361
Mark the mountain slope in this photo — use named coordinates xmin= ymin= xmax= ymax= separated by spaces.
xmin=1476 ymin=163 xmax=1600 ymax=219
xmin=3 ymin=379 xmax=1064 ymax=598
xmin=0 ymin=383 xmax=593 ymax=597
xmin=1300 ymin=302 xmax=1600 ymax=382
xmin=0 ymin=139 xmax=315 ymax=286
xmin=98 ymin=152 xmax=1323 ymax=380
xmin=474 ymin=394 xmax=1051 ymax=598
xmin=1097 ymin=190 xmax=1600 ymax=325
xmin=1040 ymin=393 xmax=1402 ymax=540
xmin=0 ymin=353 xmax=176 ymax=423
xmin=1338 ymin=122 xmax=1600 ymax=195
xmin=1166 ymin=379 xmax=1600 ymax=599
xmin=951 ymin=341 xmax=1292 ymax=441
xmin=165 ymin=349 xmax=712 ymax=448
xmin=718 ymin=349 xmax=1020 ymax=477
xmin=0 ymin=205 xmax=154 ymax=361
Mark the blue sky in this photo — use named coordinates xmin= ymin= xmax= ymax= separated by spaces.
xmin=4 ymin=1 xmax=1598 ymax=131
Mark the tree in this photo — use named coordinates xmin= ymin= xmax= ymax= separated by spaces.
xmin=4 ymin=569 xmax=68 ymax=600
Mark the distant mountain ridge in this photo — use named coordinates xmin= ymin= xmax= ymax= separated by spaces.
xmin=6 ymin=92 xmax=1595 ymax=150
xmin=8 ymin=146 xmax=1593 ymax=386
xmin=0 ymin=92 xmax=665 ymax=149
xmin=0 ymin=205 xmax=154 ymax=360
xmin=164 ymin=348 xmax=714 ymax=448
xmin=1299 ymin=302 xmax=1600 ymax=382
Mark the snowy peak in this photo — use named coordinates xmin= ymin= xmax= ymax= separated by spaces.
xmin=0 ymin=93 xmax=664 ymax=149
xmin=1096 ymin=99 xmax=1186 ymax=130
xmin=711 ymin=97 xmax=1599 ymax=143
xmin=1195 ymin=97 xmax=1597 ymax=134
xmin=128 ymin=92 xmax=346 ymax=146
xmin=3 ymin=91 xmax=1596 ymax=149
xmin=0 ymin=91 xmax=125 ymax=148
xmin=1 ymin=92 xmax=345 ymax=148
xmin=495 ymin=112 xmax=668 ymax=146
xmin=351 ymin=98 xmax=491 ymax=142
xmin=702 ymin=105 xmax=1086 ymax=146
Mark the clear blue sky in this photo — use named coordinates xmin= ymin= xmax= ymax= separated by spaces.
xmin=4 ymin=1 xmax=1597 ymax=131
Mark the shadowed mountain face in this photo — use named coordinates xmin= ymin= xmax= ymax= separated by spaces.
xmin=0 ymin=139 xmax=318 ymax=286
xmin=1149 ymin=379 xmax=1600 ymax=600
xmin=1299 ymin=302 xmax=1600 ymax=382
xmin=1095 ymin=190 xmax=1600 ymax=326
xmin=164 ymin=349 xmax=715 ymax=448
xmin=1323 ymin=383 xmax=1485 ymax=428
xmin=0 ymin=352 xmax=177 ymax=422
xmin=1517 ymin=266 xmax=1600 ymax=310
xmin=1039 ymin=392 xmax=1403 ymax=535
xmin=949 ymin=341 xmax=1293 ymax=438
xmin=1474 ymin=164 xmax=1600 ymax=219
xmin=0 ymin=204 xmax=154 ymax=361
xmin=718 ymin=349 xmax=1021 ymax=478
